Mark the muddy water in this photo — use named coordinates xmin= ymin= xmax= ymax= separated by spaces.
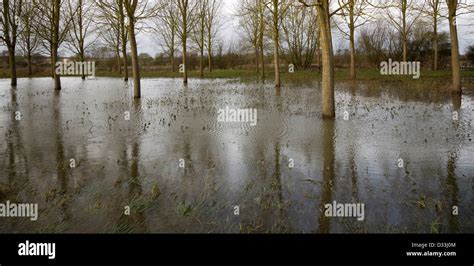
xmin=0 ymin=77 xmax=472 ymax=233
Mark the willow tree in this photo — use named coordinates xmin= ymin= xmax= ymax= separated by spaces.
xmin=0 ymin=0 xmax=23 ymax=86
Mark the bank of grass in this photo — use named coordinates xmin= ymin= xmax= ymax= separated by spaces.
xmin=96 ymin=69 xmax=255 ymax=79
xmin=99 ymin=68 xmax=474 ymax=86
xmin=2 ymin=68 xmax=474 ymax=87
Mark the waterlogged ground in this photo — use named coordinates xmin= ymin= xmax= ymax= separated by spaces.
xmin=0 ymin=77 xmax=473 ymax=233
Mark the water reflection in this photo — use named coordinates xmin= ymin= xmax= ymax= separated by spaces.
xmin=0 ymin=77 xmax=472 ymax=233
xmin=52 ymin=90 xmax=70 ymax=223
xmin=115 ymin=99 xmax=148 ymax=233
xmin=319 ymin=120 xmax=335 ymax=233
xmin=452 ymin=93 xmax=462 ymax=112
xmin=445 ymin=152 xmax=459 ymax=233
xmin=270 ymin=139 xmax=286 ymax=230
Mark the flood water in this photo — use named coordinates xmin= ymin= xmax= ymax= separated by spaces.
xmin=0 ymin=77 xmax=472 ymax=233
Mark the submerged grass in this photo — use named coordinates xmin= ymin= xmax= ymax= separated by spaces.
xmin=100 ymin=68 xmax=474 ymax=84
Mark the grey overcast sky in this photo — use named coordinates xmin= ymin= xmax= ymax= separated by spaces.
xmin=1 ymin=0 xmax=472 ymax=56
xmin=136 ymin=0 xmax=240 ymax=56
xmin=135 ymin=0 xmax=474 ymax=56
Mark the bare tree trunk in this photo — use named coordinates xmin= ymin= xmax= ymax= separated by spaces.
xmin=2 ymin=0 xmax=18 ymax=86
xmin=119 ymin=0 xmax=128 ymax=81
xmin=319 ymin=119 xmax=335 ymax=233
xmin=48 ymin=42 xmax=53 ymax=78
xmin=433 ymin=32 xmax=438 ymax=70
xmin=199 ymin=10 xmax=205 ymax=78
xmin=51 ymin=52 xmax=55 ymax=78
xmin=272 ymin=0 xmax=280 ymax=88
xmin=254 ymin=0 xmax=260 ymax=74
xmin=318 ymin=1 xmax=335 ymax=119
xmin=402 ymin=0 xmax=407 ymax=62
xmin=171 ymin=32 xmax=176 ymax=72
xmin=79 ymin=1 xmax=86 ymax=80
xmin=258 ymin=0 xmax=265 ymax=80
xmin=25 ymin=18 xmax=34 ymax=77
xmin=177 ymin=0 xmax=189 ymax=84
xmin=402 ymin=38 xmax=407 ymax=62
xmin=171 ymin=49 xmax=176 ymax=72
xmin=200 ymin=48 xmax=204 ymax=78
xmin=128 ymin=19 xmax=141 ymax=98
xmin=199 ymin=26 xmax=204 ymax=78
xmin=122 ymin=48 xmax=129 ymax=81
xmin=349 ymin=0 xmax=356 ymax=80
xmin=208 ymin=51 xmax=212 ymax=73
xmin=53 ymin=0 xmax=61 ymax=90
xmin=208 ymin=34 xmax=212 ymax=73
xmin=315 ymin=12 xmax=322 ymax=74
xmin=116 ymin=27 xmax=122 ymax=75
xmin=183 ymin=34 xmax=188 ymax=84
xmin=122 ymin=44 xmax=128 ymax=81
xmin=52 ymin=44 xmax=61 ymax=90
xmin=433 ymin=15 xmax=438 ymax=71
xmin=447 ymin=0 xmax=461 ymax=93
xmin=260 ymin=44 xmax=265 ymax=79
xmin=349 ymin=36 xmax=356 ymax=79
xmin=182 ymin=21 xmax=188 ymax=84
xmin=255 ymin=42 xmax=260 ymax=74
xmin=27 ymin=50 xmax=32 ymax=76
xmin=8 ymin=48 xmax=17 ymax=86
xmin=116 ymin=50 xmax=122 ymax=74
xmin=80 ymin=52 xmax=86 ymax=80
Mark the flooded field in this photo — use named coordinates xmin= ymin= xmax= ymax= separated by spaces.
xmin=0 ymin=77 xmax=472 ymax=233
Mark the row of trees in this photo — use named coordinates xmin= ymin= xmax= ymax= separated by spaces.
xmin=1 ymin=0 xmax=472 ymax=118
xmin=0 ymin=0 xmax=223 ymax=97
xmin=236 ymin=0 xmax=471 ymax=117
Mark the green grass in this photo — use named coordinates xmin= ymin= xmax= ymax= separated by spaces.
xmin=2 ymin=67 xmax=474 ymax=87
xmin=95 ymin=68 xmax=474 ymax=85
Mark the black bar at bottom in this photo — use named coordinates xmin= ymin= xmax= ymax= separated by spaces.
xmin=0 ymin=234 xmax=472 ymax=265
